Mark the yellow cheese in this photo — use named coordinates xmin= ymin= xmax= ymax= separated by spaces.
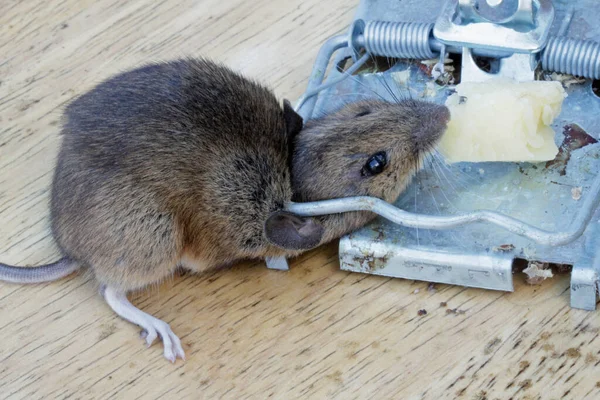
xmin=438 ymin=79 xmax=567 ymax=163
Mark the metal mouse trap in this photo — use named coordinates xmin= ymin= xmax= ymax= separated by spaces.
xmin=276 ymin=0 xmax=600 ymax=310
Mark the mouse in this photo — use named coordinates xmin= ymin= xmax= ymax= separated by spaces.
xmin=0 ymin=57 xmax=449 ymax=362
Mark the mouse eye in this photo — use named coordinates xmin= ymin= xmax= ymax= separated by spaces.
xmin=361 ymin=151 xmax=387 ymax=176
xmin=355 ymin=109 xmax=370 ymax=117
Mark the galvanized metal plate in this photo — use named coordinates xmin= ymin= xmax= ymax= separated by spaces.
xmin=305 ymin=0 xmax=600 ymax=308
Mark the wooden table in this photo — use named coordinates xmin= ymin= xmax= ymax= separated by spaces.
xmin=1 ymin=0 xmax=599 ymax=398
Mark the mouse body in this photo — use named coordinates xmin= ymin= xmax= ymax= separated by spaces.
xmin=0 ymin=58 xmax=449 ymax=362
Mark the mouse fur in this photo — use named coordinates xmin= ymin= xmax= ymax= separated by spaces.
xmin=48 ymin=58 xmax=322 ymax=291
xmin=0 ymin=57 xmax=449 ymax=361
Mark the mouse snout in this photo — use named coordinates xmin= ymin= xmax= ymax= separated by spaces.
xmin=437 ymin=104 xmax=451 ymax=125
xmin=413 ymin=103 xmax=450 ymax=151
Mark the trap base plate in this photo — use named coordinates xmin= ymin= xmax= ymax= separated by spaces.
xmin=307 ymin=0 xmax=600 ymax=310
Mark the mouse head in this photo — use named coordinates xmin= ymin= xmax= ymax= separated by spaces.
xmin=291 ymin=99 xmax=450 ymax=203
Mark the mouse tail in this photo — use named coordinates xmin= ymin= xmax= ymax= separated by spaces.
xmin=0 ymin=258 xmax=80 ymax=284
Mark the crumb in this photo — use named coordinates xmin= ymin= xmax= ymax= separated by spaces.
xmin=519 ymin=379 xmax=532 ymax=390
xmin=98 ymin=323 xmax=117 ymax=340
xmin=565 ymin=348 xmax=581 ymax=358
xmin=585 ymin=353 xmax=598 ymax=364
xmin=422 ymin=81 xmax=437 ymax=98
xmin=478 ymin=168 xmax=485 ymax=175
xmin=523 ymin=262 xmax=553 ymax=285
xmin=541 ymin=343 xmax=555 ymax=352
xmin=391 ymin=69 xmax=410 ymax=86
xmin=484 ymin=338 xmax=501 ymax=355
xmin=540 ymin=332 xmax=551 ymax=340
xmin=440 ymin=301 xmax=447 ymax=307
xmin=418 ymin=309 xmax=427 ymax=316
xmin=546 ymin=72 xmax=586 ymax=88
xmin=427 ymin=282 xmax=436 ymax=293
xmin=473 ymin=390 xmax=487 ymax=400
xmin=326 ymin=370 xmax=343 ymax=383
xmin=446 ymin=308 xmax=467 ymax=315
xmin=413 ymin=288 xmax=420 ymax=294
xmin=572 ymin=186 xmax=582 ymax=200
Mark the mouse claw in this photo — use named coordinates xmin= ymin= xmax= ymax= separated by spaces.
xmin=144 ymin=328 xmax=158 ymax=347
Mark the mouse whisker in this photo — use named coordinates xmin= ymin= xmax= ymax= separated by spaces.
xmin=343 ymin=74 xmax=388 ymax=102
xmin=377 ymin=74 xmax=401 ymax=104
xmin=431 ymin=151 xmax=487 ymax=201
xmin=429 ymin=159 xmax=460 ymax=212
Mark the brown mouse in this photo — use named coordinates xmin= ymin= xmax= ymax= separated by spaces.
xmin=0 ymin=58 xmax=449 ymax=362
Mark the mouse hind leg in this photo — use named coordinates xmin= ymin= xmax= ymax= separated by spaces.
xmin=86 ymin=215 xmax=187 ymax=362
xmin=53 ymin=184 xmax=187 ymax=362
xmin=101 ymin=285 xmax=185 ymax=362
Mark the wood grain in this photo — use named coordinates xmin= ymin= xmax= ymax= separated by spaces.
xmin=1 ymin=0 xmax=599 ymax=399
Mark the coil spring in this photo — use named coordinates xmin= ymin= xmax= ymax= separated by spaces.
xmin=541 ymin=36 xmax=600 ymax=80
xmin=363 ymin=21 xmax=435 ymax=60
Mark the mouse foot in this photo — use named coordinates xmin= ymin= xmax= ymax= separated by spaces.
xmin=102 ymin=285 xmax=185 ymax=363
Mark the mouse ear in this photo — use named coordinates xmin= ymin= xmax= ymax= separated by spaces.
xmin=283 ymin=99 xmax=303 ymax=139
xmin=264 ymin=210 xmax=324 ymax=250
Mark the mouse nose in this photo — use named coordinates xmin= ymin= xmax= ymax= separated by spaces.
xmin=434 ymin=104 xmax=451 ymax=125
xmin=414 ymin=103 xmax=450 ymax=150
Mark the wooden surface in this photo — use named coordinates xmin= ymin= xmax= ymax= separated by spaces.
xmin=1 ymin=1 xmax=599 ymax=399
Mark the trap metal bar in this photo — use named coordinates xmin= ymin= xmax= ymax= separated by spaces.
xmin=271 ymin=0 xmax=600 ymax=310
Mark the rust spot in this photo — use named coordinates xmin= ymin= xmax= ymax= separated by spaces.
xmin=546 ymin=124 xmax=598 ymax=175
xmin=493 ymin=244 xmax=515 ymax=252
xmin=440 ymin=301 xmax=448 ymax=307
xmin=354 ymin=252 xmax=390 ymax=271
xmin=371 ymin=227 xmax=385 ymax=241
